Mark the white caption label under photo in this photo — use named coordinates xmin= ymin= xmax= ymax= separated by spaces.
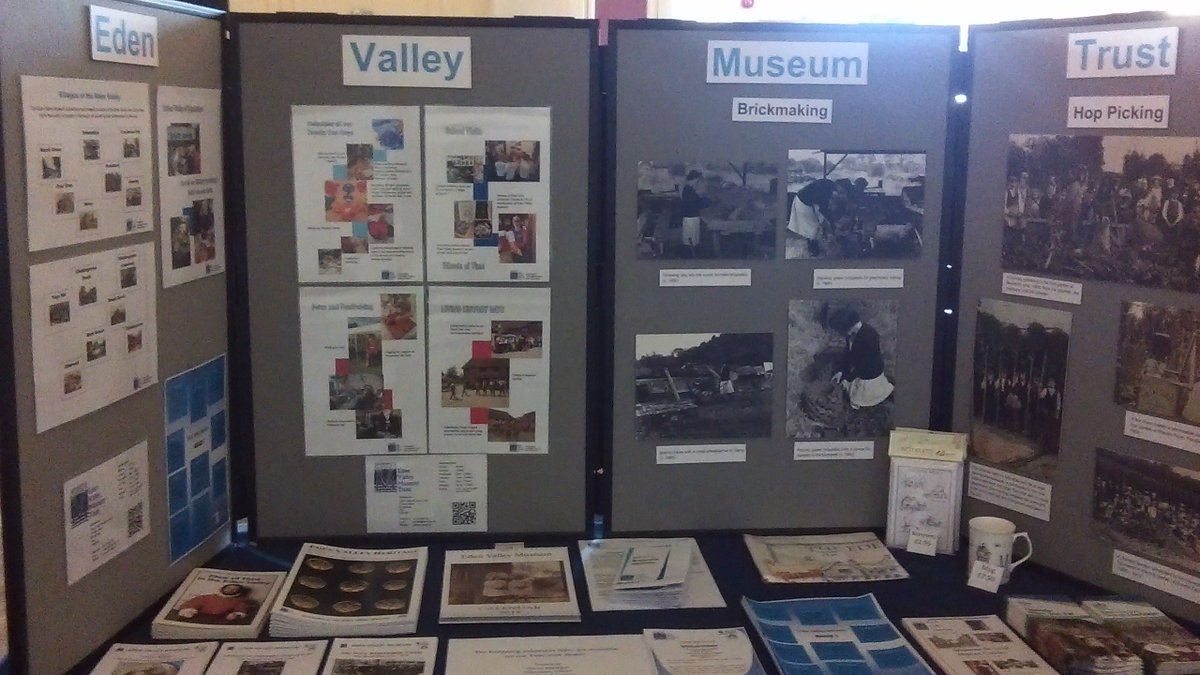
xmin=1001 ymin=273 xmax=1083 ymax=305
xmin=967 ymin=461 xmax=1052 ymax=522
xmin=1124 ymin=411 xmax=1200 ymax=456
xmin=793 ymin=440 xmax=874 ymax=461
xmin=659 ymin=268 xmax=752 ymax=287
xmin=657 ymin=444 xmax=747 ymax=465
xmin=814 ymin=268 xmax=903 ymax=289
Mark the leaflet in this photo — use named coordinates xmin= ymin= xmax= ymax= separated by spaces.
xmin=440 ymin=547 xmax=580 ymax=623
xmin=424 ymin=106 xmax=550 ymax=282
xmin=427 ymin=286 xmax=550 ymax=453
xmin=157 ymin=86 xmax=225 ymax=287
xmin=365 ymin=455 xmax=487 ymax=533
xmin=744 ymin=532 xmax=910 ymax=583
xmin=886 ymin=456 xmax=963 ymax=555
xmin=90 ymin=642 xmax=218 ymax=675
xmin=644 ymin=628 xmax=767 ymax=675
xmin=321 ymin=637 xmax=438 ymax=675
xmin=31 ymin=243 xmax=158 ymax=432
xmin=300 ymin=286 xmax=426 ymax=455
xmin=21 ymin=76 xmax=153 ymax=251
xmin=613 ymin=540 xmax=690 ymax=590
xmin=578 ymin=538 xmax=725 ymax=611
xmin=205 ymin=640 xmax=328 ymax=675
xmin=164 ymin=354 xmax=230 ymax=562
xmin=445 ymin=635 xmax=656 ymax=674
xmin=62 ymin=440 xmax=149 ymax=585
xmin=292 ymin=105 xmax=424 ymax=282
xmin=902 ymin=615 xmax=1056 ymax=675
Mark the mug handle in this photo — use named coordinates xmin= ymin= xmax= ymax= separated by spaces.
xmin=1010 ymin=532 xmax=1033 ymax=569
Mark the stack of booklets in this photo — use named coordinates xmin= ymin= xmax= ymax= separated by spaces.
xmin=1005 ymin=596 xmax=1143 ymax=674
xmin=1081 ymin=598 xmax=1200 ymax=675
xmin=901 ymin=614 xmax=1056 ymax=674
xmin=203 ymin=640 xmax=327 ymax=675
xmin=268 ymin=542 xmax=428 ymax=637
xmin=150 ymin=568 xmax=286 ymax=639
xmin=743 ymin=532 xmax=910 ymax=583
xmin=579 ymin=538 xmax=715 ymax=611
xmin=319 ymin=637 xmax=438 ymax=675
xmin=439 ymin=546 xmax=581 ymax=623
xmin=90 ymin=642 xmax=218 ymax=675
xmin=743 ymin=593 xmax=934 ymax=674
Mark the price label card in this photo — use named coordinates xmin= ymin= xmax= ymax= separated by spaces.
xmin=906 ymin=530 xmax=939 ymax=557
xmin=967 ymin=560 xmax=1004 ymax=593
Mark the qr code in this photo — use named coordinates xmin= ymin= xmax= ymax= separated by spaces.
xmin=451 ymin=501 xmax=477 ymax=526
xmin=127 ymin=502 xmax=144 ymax=537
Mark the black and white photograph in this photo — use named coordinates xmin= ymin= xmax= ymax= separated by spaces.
xmin=82 ymin=138 xmax=101 ymax=161
xmin=445 ymin=560 xmax=569 ymax=606
xmin=48 ymin=300 xmax=70 ymax=325
xmin=440 ymin=358 xmax=510 ymax=408
xmin=119 ymin=264 xmax=138 ymax=288
xmin=485 ymin=140 xmax=541 ymax=182
xmin=487 ymin=409 xmax=535 ymax=442
xmin=122 ymin=136 xmax=140 ymax=159
xmin=86 ymin=336 xmax=108 ymax=362
xmin=785 ymin=150 xmax=926 ymax=260
xmin=636 ymin=161 xmax=778 ymax=260
xmin=125 ymin=187 xmax=142 ymax=208
xmin=56 ymin=192 xmax=74 ymax=215
xmin=166 ymin=122 xmax=201 ymax=176
xmin=971 ymin=298 xmax=1071 ymax=483
xmin=328 ymin=373 xmax=386 ymax=412
xmin=41 ymin=153 xmax=62 ymax=179
xmin=104 ymin=169 xmax=122 ymax=193
xmin=490 ymin=321 xmax=542 ymax=358
xmin=317 ymin=249 xmax=342 ymax=275
xmin=111 ymin=661 xmax=182 ymax=675
xmin=234 ymin=661 xmax=285 ymax=675
xmin=1002 ymin=134 xmax=1200 ymax=292
xmin=446 ymin=154 xmax=484 ymax=184
xmin=281 ymin=552 xmax=418 ymax=618
xmin=63 ymin=368 xmax=82 ymax=395
xmin=787 ymin=300 xmax=897 ymax=440
xmin=329 ymin=658 xmax=425 ymax=675
xmin=170 ymin=217 xmax=192 ymax=270
xmin=635 ymin=332 xmax=773 ymax=441
xmin=79 ymin=210 xmax=99 ymax=231
xmin=1093 ymin=448 xmax=1200 ymax=575
xmin=127 ymin=328 xmax=143 ymax=354
xmin=355 ymin=409 xmax=402 ymax=440
xmin=1116 ymin=301 xmax=1200 ymax=426
xmin=78 ymin=282 xmax=97 ymax=306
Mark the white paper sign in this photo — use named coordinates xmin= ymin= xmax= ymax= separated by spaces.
xmin=731 ymin=98 xmax=832 ymax=123
xmin=793 ymin=441 xmax=875 ymax=461
xmin=365 ymin=455 xmax=487 ymax=533
xmin=343 ymin=35 xmax=471 ymax=88
xmin=659 ymin=268 xmax=751 ymax=287
xmin=1124 ymin=411 xmax=1200 ymax=455
xmin=157 ymin=86 xmax=224 ymax=287
xmin=1001 ymin=273 xmax=1083 ymax=304
xmin=89 ymin=5 xmax=158 ymax=66
xmin=1067 ymin=27 xmax=1178 ymax=78
xmin=30 ymin=243 xmax=158 ymax=432
xmin=967 ymin=560 xmax=1004 ymax=593
xmin=21 ymin=76 xmax=153 ymax=251
xmin=707 ymin=40 xmax=868 ymax=84
xmin=1112 ymin=549 xmax=1200 ymax=604
xmin=1067 ymin=95 xmax=1169 ymax=129
xmin=657 ymin=444 xmax=746 ymax=465
xmin=967 ymin=461 xmax=1052 ymax=521
xmin=814 ymin=268 xmax=903 ymax=289
xmin=63 ymin=441 xmax=150 ymax=584
xmin=906 ymin=529 xmax=939 ymax=557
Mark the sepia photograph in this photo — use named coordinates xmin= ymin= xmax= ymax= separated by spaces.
xmin=125 ymin=187 xmax=142 ymax=208
xmin=127 ymin=328 xmax=143 ymax=354
xmin=441 ymin=358 xmax=510 ymax=408
xmin=637 ymin=161 xmax=778 ymax=260
xmin=487 ymin=409 xmax=535 ymax=442
xmin=330 ymin=658 xmax=425 ymax=675
xmin=56 ymin=192 xmax=74 ymax=215
xmin=234 ymin=661 xmax=285 ymax=675
xmin=635 ymin=332 xmax=773 ymax=440
xmin=485 ymin=140 xmax=541 ymax=182
xmin=86 ymin=336 xmax=108 ymax=362
xmin=325 ymin=180 xmax=368 ymax=222
xmin=109 ymin=303 xmax=126 ymax=326
xmin=111 ymin=661 xmax=181 ymax=675
xmin=119 ymin=264 xmax=138 ymax=289
xmin=445 ymin=560 xmax=569 ymax=605
xmin=63 ymin=368 xmax=82 ymax=395
xmin=787 ymin=300 xmax=897 ymax=440
xmin=83 ymin=138 xmax=101 ymax=161
xmin=122 ymin=136 xmax=140 ymax=159
xmin=1115 ymin=301 xmax=1200 ymax=426
xmin=282 ymin=552 xmax=417 ymax=618
xmin=104 ymin=170 xmax=122 ymax=193
xmin=48 ymin=300 xmax=70 ymax=326
xmin=42 ymin=153 xmax=62 ymax=179
xmin=1002 ymin=134 xmax=1200 ymax=292
xmin=785 ymin=150 xmax=926 ymax=260
xmin=1093 ymin=447 xmax=1200 ymax=574
xmin=491 ymin=321 xmax=542 ymax=358
xmin=79 ymin=282 xmax=98 ymax=306
xmin=79 ymin=210 xmax=99 ymax=232
xmin=971 ymin=299 xmax=1071 ymax=483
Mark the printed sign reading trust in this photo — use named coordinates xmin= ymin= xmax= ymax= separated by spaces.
xmin=343 ymin=35 xmax=471 ymax=88
xmin=707 ymin=41 xmax=868 ymax=84
xmin=1066 ymin=27 xmax=1178 ymax=78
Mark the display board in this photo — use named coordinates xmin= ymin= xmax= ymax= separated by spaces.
xmin=234 ymin=16 xmax=596 ymax=537
xmin=955 ymin=14 xmax=1200 ymax=623
xmin=607 ymin=22 xmax=959 ymax=532
xmin=0 ymin=1 xmax=228 ymax=673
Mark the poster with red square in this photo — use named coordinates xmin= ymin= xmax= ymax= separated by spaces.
xmin=470 ymin=407 xmax=489 ymax=424
xmin=472 ymin=340 xmax=492 ymax=358
xmin=381 ymin=389 xmax=393 ymax=409
xmin=334 ymin=358 xmax=350 ymax=376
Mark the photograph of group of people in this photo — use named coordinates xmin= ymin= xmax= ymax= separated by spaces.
xmin=1003 ymin=134 xmax=1200 ymax=292
xmin=970 ymin=299 xmax=1070 ymax=483
xmin=787 ymin=300 xmax=897 ymax=440
xmin=445 ymin=560 xmax=569 ymax=606
xmin=440 ymin=358 xmax=510 ymax=408
xmin=636 ymin=161 xmax=778 ymax=260
xmin=484 ymin=140 xmax=541 ymax=182
xmin=452 ymin=200 xmax=536 ymax=264
xmin=168 ymin=199 xmax=218 ymax=270
xmin=166 ymin=123 xmax=201 ymax=176
xmin=1115 ymin=301 xmax=1200 ymax=426
xmin=786 ymin=150 xmax=926 ymax=260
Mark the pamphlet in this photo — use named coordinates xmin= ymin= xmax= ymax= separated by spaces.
xmin=445 ymin=635 xmax=655 ymax=674
xmin=204 ymin=640 xmax=327 ymax=675
xmin=320 ymin=637 xmax=438 ymax=675
xmin=902 ymin=615 xmax=1055 ymax=674
xmin=63 ymin=441 xmax=150 ymax=585
xmin=440 ymin=547 xmax=580 ymax=623
xmin=152 ymin=567 xmax=286 ymax=640
xmin=1005 ymin=596 xmax=1142 ymax=674
xmin=365 ymin=455 xmax=487 ymax=533
xmin=89 ymin=641 xmax=218 ymax=675
xmin=578 ymin=538 xmax=725 ymax=612
xmin=743 ymin=532 xmax=909 ymax=583
xmin=1082 ymin=597 xmax=1200 ymax=674
xmin=644 ymin=627 xmax=767 ymax=675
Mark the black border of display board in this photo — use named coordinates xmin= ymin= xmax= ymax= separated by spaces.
xmin=0 ymin=1 xmax=229 ymax=672
xmin=956 ymin=12 xmax=1200 ymax=623
xmin=229 ymin=13 xmax=599 ymax=540
xmin=605 ymin=20 xmax=961 ymax=534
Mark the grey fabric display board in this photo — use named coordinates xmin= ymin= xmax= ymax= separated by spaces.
xmin=955 ymin=15 xmax=1200 ymax=622
xmin=234 ymin=17 xmax=595 ymax=538
xmin=0 ymin=2 xmax=227 ymax=673
xmin=608 ymin=23 xmax=958 ymax=533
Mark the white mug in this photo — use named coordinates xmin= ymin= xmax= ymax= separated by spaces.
xmin=967 ymin=516 xmax=1032 ymax=583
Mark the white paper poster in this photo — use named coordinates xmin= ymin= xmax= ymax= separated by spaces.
xmin=63 ymin=440 xmax=150 ymax=585
xmin=30 ymin=243 xmax=158 ymax=433
xmin=427 ymin=286 xmax=550 ymax=453
xmin=164 ymin=354 xmax=230 ymax=562
xmin=157 ymin=86 xmax=225 ymax=287
xmin=21 ymin=76 xmax=153 ymax=251
xmin=366 ymin=455 xmax=487 ymax=533
xmin=301 ymin=286 xmax=426 ymax=455
xmin=446 ymin=635 xmax=655 ymax=675
xmin=424 ymin=106 xmax=550 ymax=282
xmin=292 ymin=105 xmax=424 ymax=283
